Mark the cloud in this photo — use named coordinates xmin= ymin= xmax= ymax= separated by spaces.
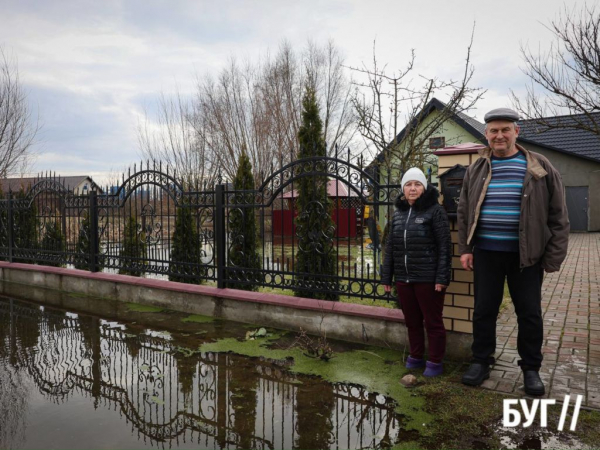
xmin=25 ymin=83 xmax=139 ymax=174
xmin=0 ymin=0 xmax=578 ymax=178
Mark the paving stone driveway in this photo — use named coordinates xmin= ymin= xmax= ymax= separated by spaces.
xmin=481 ymin=233 xmax=600 ymax=409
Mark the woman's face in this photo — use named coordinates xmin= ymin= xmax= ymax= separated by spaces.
xmin=403 ymin=180 xmax=425 ymax=204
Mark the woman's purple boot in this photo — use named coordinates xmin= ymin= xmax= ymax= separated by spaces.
xmin=423 ymin=361 xmax=443 ymax=377
xmin=405 ymin=356 xmax=426 ymax=369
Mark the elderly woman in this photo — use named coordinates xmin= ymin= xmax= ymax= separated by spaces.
xmin=381 ymin=168 xmax=452 ymax=377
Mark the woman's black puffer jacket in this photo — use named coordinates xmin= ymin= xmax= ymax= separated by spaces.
xmin=381 ymin=185 xmax=452 ymax=286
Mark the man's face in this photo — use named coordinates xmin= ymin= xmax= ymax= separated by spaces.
xmin=485 ymin=120 xmax=520 ymax=154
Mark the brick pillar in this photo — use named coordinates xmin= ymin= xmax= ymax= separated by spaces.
xmin=442 ymin=218 xmax=474 ymax=333
xmin=434 ymin=142 xmax=485 ymax=335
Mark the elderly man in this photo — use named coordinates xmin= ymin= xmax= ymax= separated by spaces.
xmin=457 ymin=107 xmax=569 ymax=396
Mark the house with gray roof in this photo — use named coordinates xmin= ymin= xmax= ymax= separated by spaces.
xmin=372 ymin=98 xmax=600 ymax=231
xmin=516 ymin=114 xmax=600 ymax=231
xmin=0 ymin=175 xmax=102 ymax=196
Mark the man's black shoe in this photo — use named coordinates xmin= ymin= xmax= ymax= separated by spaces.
xmin=523 ymin=370 xmax=545 ymax=396
xmin=461 ymin=363 xmax=490 ymax=386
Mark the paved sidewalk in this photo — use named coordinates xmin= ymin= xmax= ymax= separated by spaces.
xmin=480 ymin=233 xmax=600 ymax=408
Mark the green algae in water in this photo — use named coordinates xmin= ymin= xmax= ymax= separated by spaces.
xmin=67 ymin=292 xmax=91 ymax=299
xmin=198 ymin=337 xmax=432 ymax=431
xmin=172 ymin=346 xmax=201 ymax=358
xmin=181 ymin=314 xmax=214 ymax=324
xmin=126 ymin=303 xmax=163 ymax=313
xmin=391 ymin=441 xmax=423 ymax=450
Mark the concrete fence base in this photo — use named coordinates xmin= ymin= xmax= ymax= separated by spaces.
xmin=0 ymin=262 xmax=473 ymax=360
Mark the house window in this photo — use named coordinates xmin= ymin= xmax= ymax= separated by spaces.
xmin=429 ymin=137 xmax=445 ymax=149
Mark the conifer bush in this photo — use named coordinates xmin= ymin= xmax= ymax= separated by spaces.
xmin=39 ymin=220 xmax=66 ymax=267
xmin=169 ymin=204 xmax=205 ymax=284
xmin=0 ymin=188 xmax=6 ymax=261
xmin=119 ymin=216 xmax=147 ymax=276
xmin=294 ymin=88 xmax=339 ymax=301
xmin=74 ymin=212 xmax=92 ymax=270
xmin=226 ymin=151 xmax=260 ymax=290
xmin=74 ymin=212 xmax=104 ymax=271
xmin=13 ymin=188 xmax=39 ymax=264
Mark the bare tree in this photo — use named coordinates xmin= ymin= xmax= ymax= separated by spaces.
xmin=349 ymin=31 xmax=484 ymax=178
xmin=197 ymin=57 xmax=268 ymax=184
xmin=512 ymin=5 xmax=600 ymax=135
xmin=259 ymin=41 xmax=303 ymax=169
xmin=141 ymin=41 xmax=356 ymax=187
xmin=0 ymin=47 xmax=39 ymax=178
xmin=138 ymin=90 xmax=217 ymax=189
xmin=200 ymin=40 xmax=357 ymax=184
xmin=305 ymin=40 xmax=356 ymax=153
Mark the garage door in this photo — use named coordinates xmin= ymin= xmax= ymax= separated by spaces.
xmin=565 ymin=186 xmax=589 ymax=231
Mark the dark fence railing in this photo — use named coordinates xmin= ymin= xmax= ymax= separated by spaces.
xmin=0 ymin=155 xmax=401 ymax=302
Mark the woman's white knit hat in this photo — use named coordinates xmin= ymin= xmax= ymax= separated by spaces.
xmin=401 ymin=167 xmax=428 ymax=191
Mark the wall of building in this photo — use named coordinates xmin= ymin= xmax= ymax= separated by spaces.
xmin=521 ymin=141 xmax=600 ymax=231
xmin=438 ymin=151 xmax=480 ymax=175
xmin=377 ymin=110 xmax=485 ymax=226
xmin=379 ymin=110 xmax=484 ymax=186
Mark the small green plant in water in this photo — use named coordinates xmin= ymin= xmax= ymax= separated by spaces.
xmin=245 ymin=327 xmax=268 ymax=340
xmin=289 ymin=328 xmax=334 ymax=361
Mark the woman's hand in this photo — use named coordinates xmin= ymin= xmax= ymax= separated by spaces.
xmin=383 ymin=285 xmax=392 ymax=294
xmin=435 ymin=284 xmax=447 ymax=292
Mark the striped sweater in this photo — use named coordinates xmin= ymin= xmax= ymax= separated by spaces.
xmin=475 ymin=151 xmax=527 ymax=252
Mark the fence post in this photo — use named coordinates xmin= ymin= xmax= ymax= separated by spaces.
xmin=259 ymin=208 xmax=264 ymax=242
xmin=7 ymin=192 xmax=14 ymax=263
xmin=215 ymin=184 xmax=226 ymax=288
xmin=89 ymin=191 xmax=99 ymax=272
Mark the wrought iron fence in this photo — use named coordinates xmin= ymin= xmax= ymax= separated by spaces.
xmin=0 ymin=154 xmax=401 ymax=302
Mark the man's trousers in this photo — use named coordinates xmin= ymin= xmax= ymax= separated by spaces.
xmin=472 ymin=247 xmax=545 ymax=371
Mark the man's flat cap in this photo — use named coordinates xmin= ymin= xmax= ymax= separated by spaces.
xmin=484 ymin=107 xmax=520 ymax=123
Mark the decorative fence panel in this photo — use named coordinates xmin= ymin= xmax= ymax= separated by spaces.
xmin=0 ymin=156 xmax=402 ymax=302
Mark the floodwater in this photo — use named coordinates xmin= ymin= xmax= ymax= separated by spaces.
xmin=1 ymin=289 xmax=597 ymax=450
xmin=0 ymin=295 xmax=402 ymax=450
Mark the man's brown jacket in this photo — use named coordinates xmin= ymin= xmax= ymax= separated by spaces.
xmin=457 ymin=144 xmax=570 ymax=272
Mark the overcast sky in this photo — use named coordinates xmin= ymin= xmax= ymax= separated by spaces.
xmin=1 ymin=0 xmax=576 ymax=183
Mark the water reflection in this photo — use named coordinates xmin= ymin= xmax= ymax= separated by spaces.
xmin=0 ymin=297 xmax=400 ymax=449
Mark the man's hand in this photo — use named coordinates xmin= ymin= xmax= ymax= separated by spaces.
xmin=460 ymin=253 xmax=474 ymax=271
xmin=384 ymin=285 xmax=392 ymax=294
xmin=435 ymin=284 xmax=447 ymax=292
